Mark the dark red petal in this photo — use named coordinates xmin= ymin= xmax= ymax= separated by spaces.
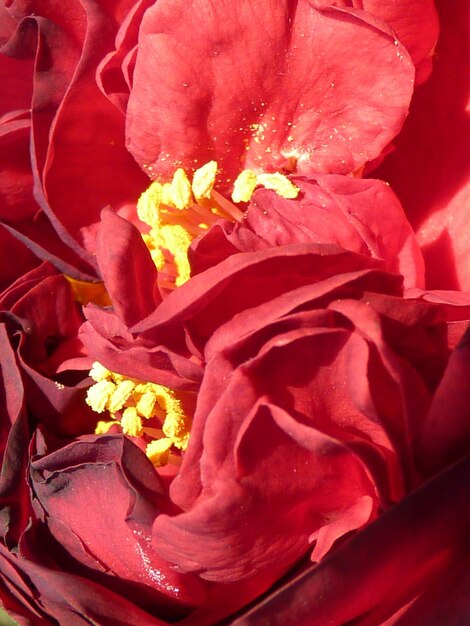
xmin=30 ymin=434 xmax=207 ymax=611
xmin=97 ymin=0 xmax=155 ymax=114
xmin=2 ymin=2 xmax=148 ymax=261
xmin=417 ymin=326 xmax=470 ymax=474
xmin=126 ymin=0 xmax=414 ymax=182
xmin=155 ymin=394 xmax=377 ymax=582
xmin=194 ymin=176 xmax=424 ymax=288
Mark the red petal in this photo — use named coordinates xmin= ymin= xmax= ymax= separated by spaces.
xmin=95 ymin=207 xmax=159 ymax=327
xmin=313 ymin=0 xmax=439 ymax=84
xmin=375 ymin=0 xmax=470 ymax=291
xmin=231 ymin=454 xmax=470 ymax=626
xmin=126 ymin=0 xmax=414 ymax=181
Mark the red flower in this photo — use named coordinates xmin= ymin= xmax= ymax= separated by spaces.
xmin=1 ymin=0 xmax=469 ymax=625
xmin=1 ymin=0 xmax=417 ymax=278
xmin=81 ymin=190 xmax=470 ymax=591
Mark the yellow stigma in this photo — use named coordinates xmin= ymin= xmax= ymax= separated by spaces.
xmin=86 ymin=362 xmax=192 ymax=468
xmin=137 ymin=161 xmax=299 ymax=290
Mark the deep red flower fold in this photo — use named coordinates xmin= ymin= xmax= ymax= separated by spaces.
xmin=0 ymin=0 xmax=148 ymax=278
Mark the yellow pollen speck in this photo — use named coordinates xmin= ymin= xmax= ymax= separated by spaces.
xmin=257 ymin=172 xmax=300 ymax=199
xmin=192 ymin=160 xmax=218 ymax=199
xmin=232 ymin=170 xmax=258 ymax=203
xmin=86 ymin=380 xmax=116 ymax=413
xmin=146 ymin=438 xmax=173 ymax=467
xmin=121 ymin=407 xmax=144 ymax=437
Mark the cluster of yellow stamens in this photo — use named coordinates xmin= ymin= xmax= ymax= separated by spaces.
xmin=137 ymin=160 xmax=299 ymax=288
xmin=86 ymin=361 xmax=191 ymax=467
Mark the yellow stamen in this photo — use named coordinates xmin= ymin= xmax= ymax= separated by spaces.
xmin=137 ymin=161 xmax=299 ymax=288
xmin=232 ymin=169 xmax=258 ymax=203
xmin=95 ymin=419 xmax=120 ymax=434
xmin=88 ymin=364 xmax=192 ymax=467
xmin=169 ymin=168 xmax=193 ymax=209
xmin=107 ymin=379 xmax=136 ymax=413
xmin=134 ymin=385 xmax=159 ymax=419
xmin=256 ymin=172 xmax=300 ymax=199
xmin=86 ymin=380 xmax=116 ymax=413
xmin=89 ymin=361 xmax=112 ymax=383
xmin=146 ymin=438 xmax=173 ymax=467
xmin=136 ymin=181 xmax=163 ymax=229
xmin=192 ymin=160 xmax=218 ymax=200
xmin=120 ymin=407 xmax=144 ymax=437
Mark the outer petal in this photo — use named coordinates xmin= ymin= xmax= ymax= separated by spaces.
xmin=126 ymin=0 xmax=414 ymax=181
xmin=375 ymin=0 xmax=470 ymax=291
xmin=417 ymin=325 xmax=470 ymax=475
xmin=1 ymin=1 xmax=148 ymax=270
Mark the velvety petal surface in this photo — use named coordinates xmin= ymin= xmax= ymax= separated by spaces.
xmin=191 ymin=175 xmax=425 ymax=288
xmin=30 ymin=434 xmax=208 ymax=613
xmin=1 ymin=1 xmax=148 ymax=268
xmin=95 ymin=208 xmax=159 ymax=327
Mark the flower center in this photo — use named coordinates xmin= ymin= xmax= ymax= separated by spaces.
xmin=86 ymin=361 xmax=191 ymax=467
xmin=82 ymin=163 xmax=298 ymax=464
xmin=137 ymin=160 xmax=299 ymax=289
